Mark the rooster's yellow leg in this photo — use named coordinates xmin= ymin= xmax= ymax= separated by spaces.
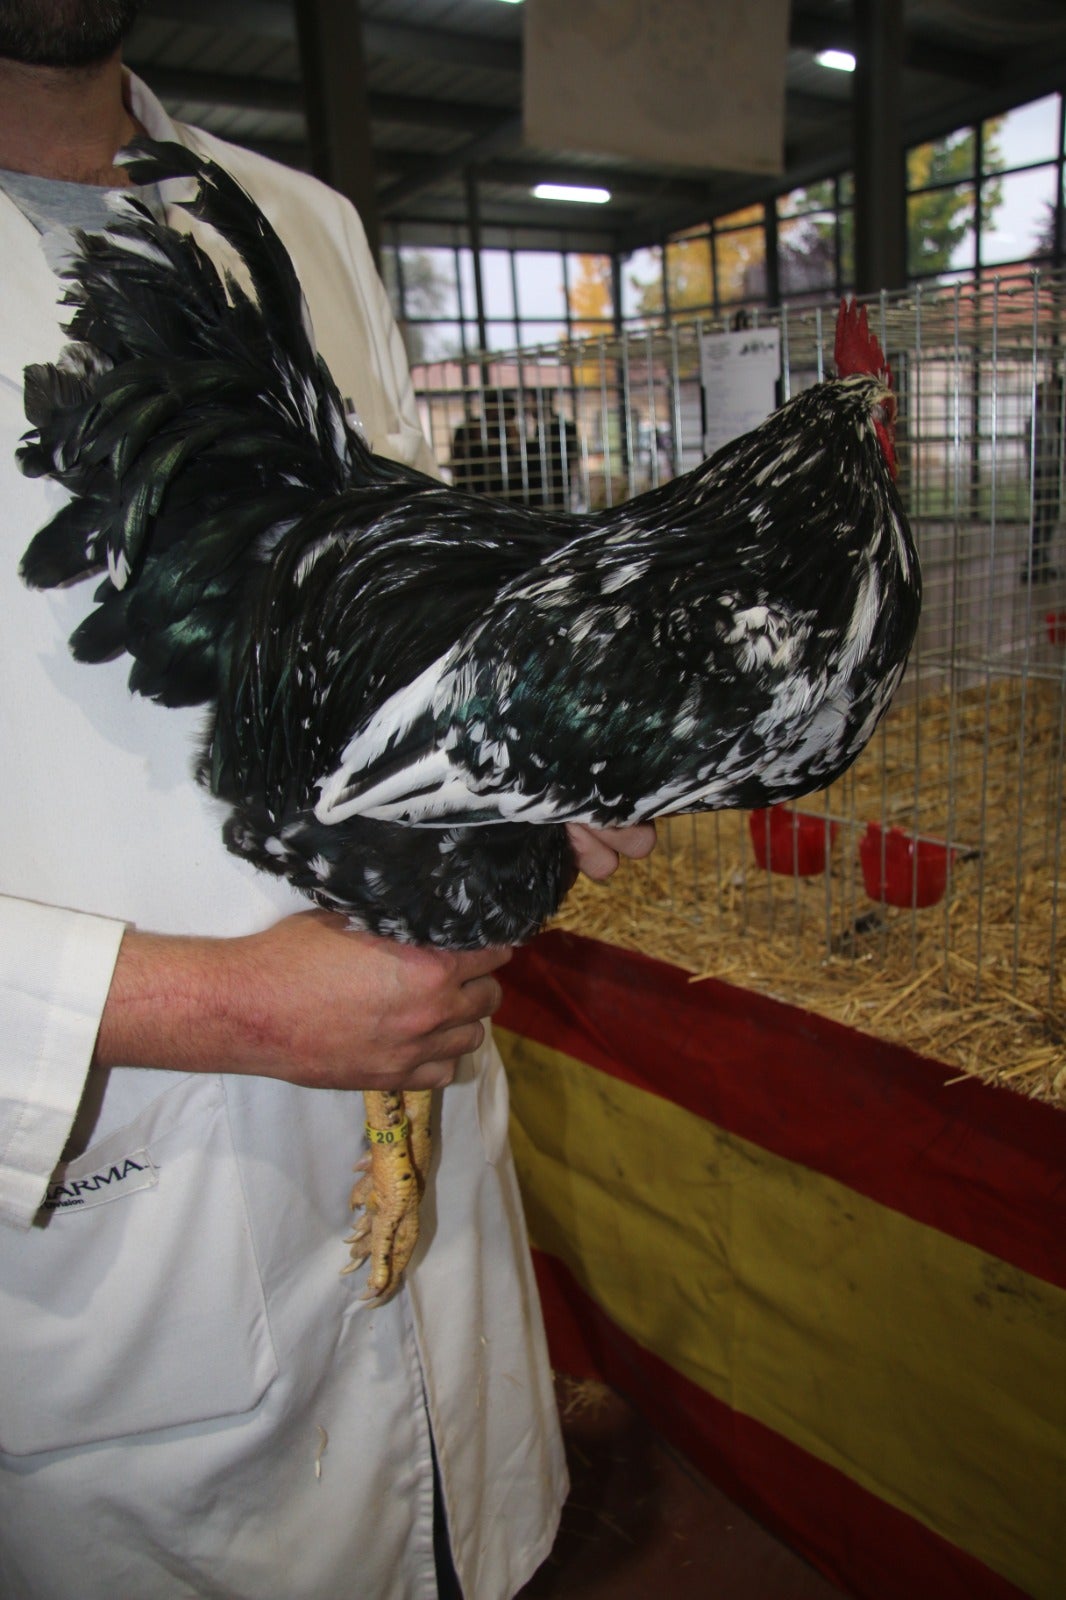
xmin=404 ymin=1087 xmax=432 ymax=1188
xmin=367 ymin=1087 xmax=431 ymax=1294
xmin=343 ymin=1087 xmax=428 ymax=1301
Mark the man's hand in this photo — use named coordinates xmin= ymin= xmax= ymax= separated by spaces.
xmin=95 ymin=826 xmax=656 ymax=1092
xmin=566 ymin=822 xmax=657 ymax=881
xmin=95 ymin=911 xmax=511 ymax=1093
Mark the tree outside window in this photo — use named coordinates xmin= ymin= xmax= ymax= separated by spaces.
xmin=567 ymin=254 xmax=614 ymax=339
xmin=906 ymin=126 xmax=1004 ymax=278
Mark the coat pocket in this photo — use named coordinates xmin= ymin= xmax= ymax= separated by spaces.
xmin=0 ymin=1073 xmax=278 ymax=1456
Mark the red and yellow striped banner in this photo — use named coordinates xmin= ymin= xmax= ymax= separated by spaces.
xmin=497 ymin=930 xmax=1066 ymax=1600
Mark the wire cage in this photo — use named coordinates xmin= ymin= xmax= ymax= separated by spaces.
xmin=410 ymin=272 xmax=1066 ymax=1102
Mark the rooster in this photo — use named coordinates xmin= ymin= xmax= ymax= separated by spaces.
xmin=18 ymin=141 xmax=921 ymax=1300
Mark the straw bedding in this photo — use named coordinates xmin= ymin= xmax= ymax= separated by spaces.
xmin=553 ymin=677 xmax=1065 ymax=1107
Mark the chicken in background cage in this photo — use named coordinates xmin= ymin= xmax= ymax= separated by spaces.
xmin=411 ymin=274 xmax=1066 ymax=1106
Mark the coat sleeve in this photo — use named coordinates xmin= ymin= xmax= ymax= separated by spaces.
xmin=0 ymin=896 xmax=126 ymax=1227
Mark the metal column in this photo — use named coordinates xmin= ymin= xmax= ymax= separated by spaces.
xmin=295 ymin=0 xmax=381 ymax=264
xmin=852 ymin=0 xmax=907 ymax=293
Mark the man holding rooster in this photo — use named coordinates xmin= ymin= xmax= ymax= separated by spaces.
xmin=0 ymin=4 xmax=654 ymax=1596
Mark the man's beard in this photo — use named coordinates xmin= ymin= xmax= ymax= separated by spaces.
xmin=0 ymin=1 xmax=144 ymax=68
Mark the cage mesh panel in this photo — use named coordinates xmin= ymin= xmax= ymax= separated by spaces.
xmin=411 ymin=274 xmax=1066 ymax=1096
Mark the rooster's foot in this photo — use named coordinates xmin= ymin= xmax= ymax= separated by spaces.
xmin=342 ymin=1087 xmax=432 ymax=1303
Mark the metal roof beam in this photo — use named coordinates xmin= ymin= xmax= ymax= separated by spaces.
xmin=141 ymin=0 xmax=1003 ymax=91
xmin=124 ymin=62 xmax=302 ymax=114
xmin=392 ymin=216 xmax=622 ymax=251
xmin=140 ymin=2 xmax=521 ymax=72
xmin=127 ymin=62 xmax=507 ymax=136
xmin=370 ymin=94 xmax=507 ymax=135
xmin=360 ymin=20 xmax=520 ymax=74
xmin=789 ymin=4 xmax=1002 ymax=88
xmin=235 ymin=136 xmax=310 ymax=168
xmin=296 ymin=0 xmax=381 ymax=261
xmin=377 ymin=115 xmax=523 ymax=212
xmin=139 ymin=0 xmax=295 ymax=36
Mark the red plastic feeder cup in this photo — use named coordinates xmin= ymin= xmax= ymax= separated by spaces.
xmin=749 ymin=805 xmax=840 ymax=876
xmin=860 ymin=822 xmax=949 ymax=909
xmin=1047 ymin=612 xmax=1066 ymax=647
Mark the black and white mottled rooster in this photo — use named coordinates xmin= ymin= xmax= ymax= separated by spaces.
xmin=18 ymin=140 xmax=921 ymax=1299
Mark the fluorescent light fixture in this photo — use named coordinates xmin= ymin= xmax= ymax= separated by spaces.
xmin=533 ymin=183 xmax=611 ymax=205
xmin=816 ymin=48 xmax=856 ymax=71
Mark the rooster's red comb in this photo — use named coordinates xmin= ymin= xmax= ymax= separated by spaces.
xmin=834 ymin=297 xmax=892 ymax=387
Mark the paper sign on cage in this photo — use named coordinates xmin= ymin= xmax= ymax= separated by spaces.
xmin=699 ymin=327 xmax=781 ymax=455
xmin=523 ymin=0 xmax=789 ymax=176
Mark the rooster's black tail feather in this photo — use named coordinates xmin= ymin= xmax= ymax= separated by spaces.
xmin=18 ymin=139 xmax=372 ymax=706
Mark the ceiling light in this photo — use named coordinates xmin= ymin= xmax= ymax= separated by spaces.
xmin=533 ymin=183 xmax=611 ymax=205
xmin=816 ymin=48 xmax=856 ymax=71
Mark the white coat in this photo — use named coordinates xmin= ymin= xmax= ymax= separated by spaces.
xmin=0 ymin=73 xmax=566 ymax=1600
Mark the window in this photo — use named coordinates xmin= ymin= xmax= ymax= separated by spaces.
xmin=480 ymin=251 xmax=516 ymax=320
xmin=778 ymin=185 xmax=839 ymax=297
xmin=906 ymin=99 xmax=1065 ymax=282
xmin=396 ymin=246 xmax=461 ymax=320
xmin=519 ymin=322 xmax=566 ymax=349
xmin=714 ymin=208 xmax=766 ymax=305
xmin=665 ymin=231 xmax=714 ymax=317
xmin=908 ymin=132 xmax=976 ymax=188
xmin=620 ymin=247 xmax=664 ymax=325
xmin=990 ymin=94 xmax=1061 ymax=169
xmin=514 ymin=252 xmax=568 ymax=320
xmin=982 ymin=164 xmax=1060 ymax=265
xmin=383 ymin=245 xmax=465 ymax=362
xmin=567 ymin=252 xmax=614 ymax=337
xmin=397 ymin=92 xmax=1064 ymax=364
xmin=406 ymin=321 xmax=464 ymax=363
xmin=908 ymin=182 xmax=977 ymax=277
xmin=484 ymin=320 xmax=520 ymax=353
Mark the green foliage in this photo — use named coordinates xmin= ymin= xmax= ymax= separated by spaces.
xmin=906 ymin=124 xmax=1004 ymax=274
xmin=628 ymin=213 xmax=767 ymax=319
xmin=569 ymin=254 xmax=614 ymax=333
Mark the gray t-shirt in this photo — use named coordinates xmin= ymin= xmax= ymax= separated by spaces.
xmin=0 ymin=165 xmax=161 ymax=233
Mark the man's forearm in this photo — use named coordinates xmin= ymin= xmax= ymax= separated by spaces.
xmin=94 ymin=913 xmax=510 ymax=1092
